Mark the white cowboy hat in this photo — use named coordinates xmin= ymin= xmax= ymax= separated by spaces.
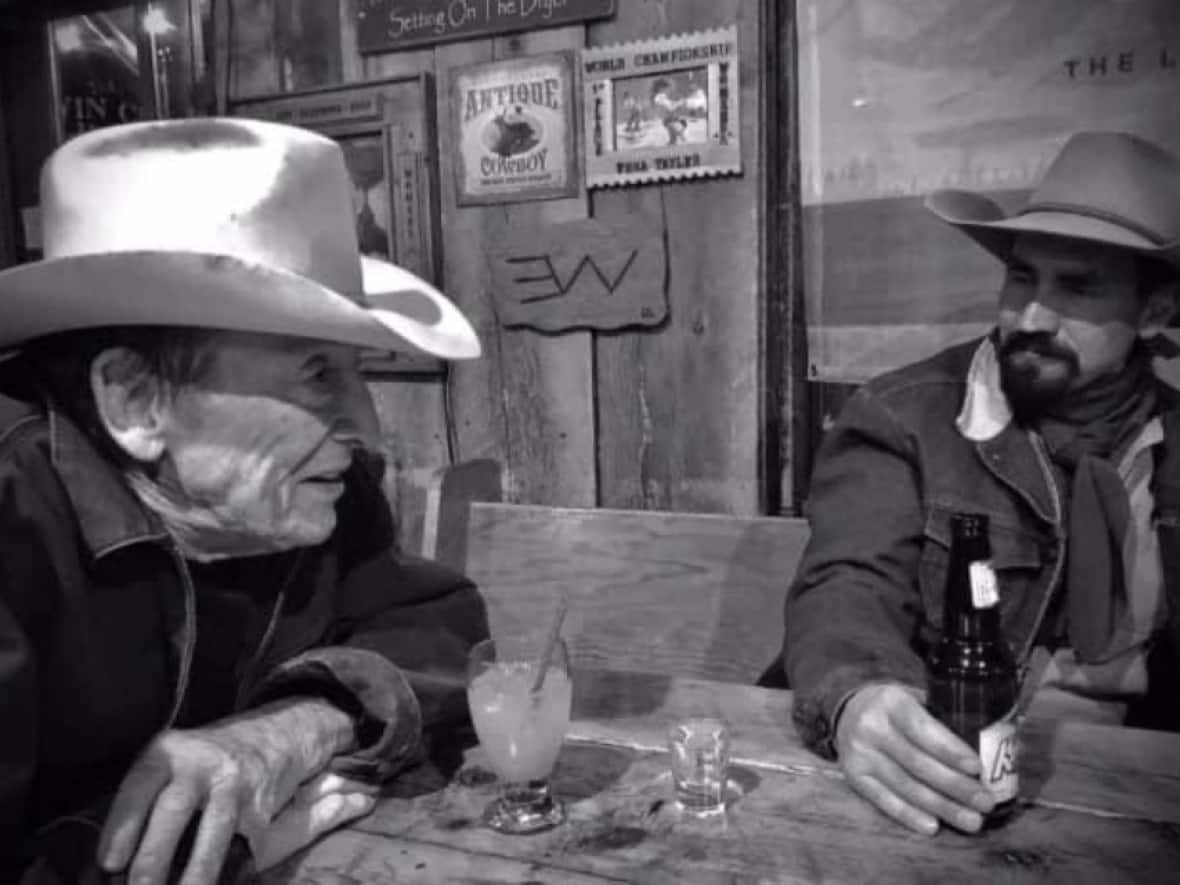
xmin=925 ymin=130 xmax=1180 ymax=269
xmin=0 ymin=117 xmax=480 ymax=359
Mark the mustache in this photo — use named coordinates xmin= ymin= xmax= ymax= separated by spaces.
xmin=998 ymin=331 xmax=1078 ymax=364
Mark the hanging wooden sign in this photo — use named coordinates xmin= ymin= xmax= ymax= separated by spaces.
xmin=355 ymin=0 xmax=616 ymax=54
xmin=488 ymin=214 xmax=667 ymax=332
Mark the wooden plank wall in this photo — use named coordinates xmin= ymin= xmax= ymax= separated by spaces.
xmin=222 ymin=0 xmax=770 ymax=533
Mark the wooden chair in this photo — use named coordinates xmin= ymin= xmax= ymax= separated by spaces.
xmin=428 ymin=484 xmax=808 ymax=684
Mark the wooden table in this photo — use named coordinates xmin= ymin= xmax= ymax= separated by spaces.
xmin=263 ymin=670 xmax=1180 ymax=883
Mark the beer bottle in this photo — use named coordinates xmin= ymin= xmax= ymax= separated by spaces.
xmin=926 ymin=512 xmax=1018 ymax=826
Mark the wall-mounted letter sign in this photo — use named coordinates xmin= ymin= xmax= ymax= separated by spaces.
xmin=355 ymin=0 xmax=616 ymax=54
xmin=488 ymin=214 xmax=667 ymax=332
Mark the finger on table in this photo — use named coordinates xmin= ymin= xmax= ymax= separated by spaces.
xmin=177 ymin=784 xmax=241 ymax=885
xmin=125 ymin=784 xmax=203 ymax=884
xmin=98 ymin=758 xmax=171 ymax=871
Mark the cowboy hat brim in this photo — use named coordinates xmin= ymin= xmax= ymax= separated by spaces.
xmin=0 ymin=250 xmax=481 ymax=358
xmin=925 ymin=189 xmax=1180 ymax=268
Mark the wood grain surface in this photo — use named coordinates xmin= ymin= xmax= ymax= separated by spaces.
xmin=464 ymin=501 xmax=809 ymax=683
xmin=265 ymin=670 xmax=1180 ymax=884
xmin=590 ymin=0 xmax=765 ymax=515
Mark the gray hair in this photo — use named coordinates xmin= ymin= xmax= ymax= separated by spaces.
xmin=22 ymin=326 xmax=220 ymax=469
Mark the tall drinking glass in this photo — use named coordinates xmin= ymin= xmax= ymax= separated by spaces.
xmin=466 ymin=635 xmax=572 ymax=834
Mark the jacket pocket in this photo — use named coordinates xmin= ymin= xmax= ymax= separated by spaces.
xmin=919 ymin=503 xmax=1048 ymax=645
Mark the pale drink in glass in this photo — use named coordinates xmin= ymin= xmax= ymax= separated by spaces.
xmin=466 ymin=636 xmax=572 ymax=833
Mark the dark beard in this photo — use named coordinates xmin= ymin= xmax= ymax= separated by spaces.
xmin=997 ymin=331 xmax=1080 ymax=424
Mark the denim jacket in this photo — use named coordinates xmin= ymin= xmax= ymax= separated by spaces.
xmin=782 ymin=337 xmax=1180 ymax=757
xmin=0 ymin=382 xmax=488 ymax=881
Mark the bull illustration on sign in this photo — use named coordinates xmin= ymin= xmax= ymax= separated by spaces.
xmin=489 ymin=215 xmax=668 ymax=331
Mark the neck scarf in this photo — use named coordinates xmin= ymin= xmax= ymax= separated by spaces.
xmin=1035 ymin=344 xmax=1157 ymax=663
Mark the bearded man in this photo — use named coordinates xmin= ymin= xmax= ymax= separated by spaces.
xmin=0 ymin=118 xmax=486 ymax=883
xmin=773 ymin=131 xmax=1180 ymax=835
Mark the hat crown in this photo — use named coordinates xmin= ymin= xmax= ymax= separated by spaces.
xmin=1024 ymin=131 xmax=1180 ymax=246
xmin=39 ymin=118 xmax=363 ymax=297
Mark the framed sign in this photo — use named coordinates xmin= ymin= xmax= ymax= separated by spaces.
xmin=354 ymin=0 xmax=616 ymax=54
xmin=232 ymin=74 xmax=445 ymax=375
xmin=451 ymin=51 xmax=579 ymax=206
xmin=582 ymin=26 xmax=741 ymax=189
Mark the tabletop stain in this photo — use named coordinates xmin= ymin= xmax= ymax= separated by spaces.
xmin=983 ymin=848 xmax=1048 ymax=872
xmin=573 ymin=824 xmax=648 ymax=852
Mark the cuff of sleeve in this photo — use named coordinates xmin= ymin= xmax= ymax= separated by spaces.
xmin=792 ymin=665 xmax=920 ymax=760
xmin=246 ymin=647 xmax=423 ymax=782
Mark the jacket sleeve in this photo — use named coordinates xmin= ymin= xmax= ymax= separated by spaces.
xmin=783 ymin=385 xmax=930 ymax=759
xmin=246 ymin=457 xmax=488 ymax=782
xmin=0 ymin=593 xmax=38 ymax=881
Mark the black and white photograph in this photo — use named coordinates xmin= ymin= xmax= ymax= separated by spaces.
xmin=1 ymin=1 xmax=1179 ymax=883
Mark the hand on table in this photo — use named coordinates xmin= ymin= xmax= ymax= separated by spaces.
xmin=834 ymin=683 xmax=996 ymax=835
xmin=251 ymin=771 xmax=378 ymax=872
xmin=97 ymin=696 xmax=364 ymax=884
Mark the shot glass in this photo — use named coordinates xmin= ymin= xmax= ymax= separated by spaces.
xmin=667 ymin=717 xmax=730 ymax=816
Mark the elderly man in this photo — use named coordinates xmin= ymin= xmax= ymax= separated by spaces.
xmin=777 ymin=131 xmax=1180 ymax=835
xmin=0 ymin=118 xmax=486 ymax=883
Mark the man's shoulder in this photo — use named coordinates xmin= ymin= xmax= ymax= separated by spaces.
xmin=859 ymin=337 xmax=978 ymax=406
xmin=0 ymin=384 xmax=48 ymax=452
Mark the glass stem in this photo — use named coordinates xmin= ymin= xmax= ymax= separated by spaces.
xmin=504 ymin=779 xmax=550 ymax=807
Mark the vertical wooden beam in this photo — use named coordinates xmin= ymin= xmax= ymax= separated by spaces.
xmin=490 ymin=25 xmax=595 ymax=506
xmin=762 ymin=0 xmax=806 ymax=515
xmin=441 ymin=28 xmax=597 ymax=507
xmin=591 ymin=0 xmax=763 ymax=515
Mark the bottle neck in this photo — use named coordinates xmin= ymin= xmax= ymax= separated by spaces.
xmin=943 ymin=561 xmax=1001 ymax=641
xmin=948 ymin=603 xmax=1001 ymax=642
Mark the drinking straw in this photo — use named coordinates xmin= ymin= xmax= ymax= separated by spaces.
xmin=530 ymin=594 xmax=569 ymax=695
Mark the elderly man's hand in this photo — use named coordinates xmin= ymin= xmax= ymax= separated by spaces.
xmin=98 ymin=696 xmax=356 ymax=885
xmin=834 ymin=683 xmax=997 ymax=835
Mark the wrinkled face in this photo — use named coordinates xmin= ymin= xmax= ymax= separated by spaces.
xmin=996 ymin=234 xmax=1157 ymax=419
xmin=158 ymin=331 xmax=379 ymax=549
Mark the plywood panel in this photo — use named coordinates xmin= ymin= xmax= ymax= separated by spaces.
xmin=591 ymin=0 xmax=763 ymax=515
xmin=466 ymin=502 xmax=806 ymax=682
xmin=443 ymin=27 xmax=597 ymax=506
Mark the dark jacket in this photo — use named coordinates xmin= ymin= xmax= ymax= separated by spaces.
xmin=782 ymin=338 xmax=1180 ymax=757
xmin=0 ymin=384 xmax=488 ymax=881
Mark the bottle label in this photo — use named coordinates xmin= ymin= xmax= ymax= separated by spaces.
xmin=969 ymin=560 xmax=999 ymax=609
xmin=978 ymin=717 xmax=1018 ymax=802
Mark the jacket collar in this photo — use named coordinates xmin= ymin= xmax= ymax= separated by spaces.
xmin=955 ymin=335 xmax=1172 ymax=524
xmin=46 ymin=398 xmax=168 ymax=559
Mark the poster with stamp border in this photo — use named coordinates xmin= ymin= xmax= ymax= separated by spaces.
xmin=451 ymin=51 xmax=580 ymax=206
xmin=581 ymin=26 xmax=740 ymax=188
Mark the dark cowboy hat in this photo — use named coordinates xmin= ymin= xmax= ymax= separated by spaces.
xmin=925 ymin=131 xmax=1180 ymax=269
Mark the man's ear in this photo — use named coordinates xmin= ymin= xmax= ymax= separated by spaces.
xmin=1139 ymin=281 xmax=1180 ymax=337
xmin=90 ymin=347 xmax=169 ymax=463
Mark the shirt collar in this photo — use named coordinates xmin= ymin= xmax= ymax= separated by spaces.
xmin=955 ymin=336 xmax=1013 ymax=442
xmin=47 ymin=398 xmax=168 ymax=559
